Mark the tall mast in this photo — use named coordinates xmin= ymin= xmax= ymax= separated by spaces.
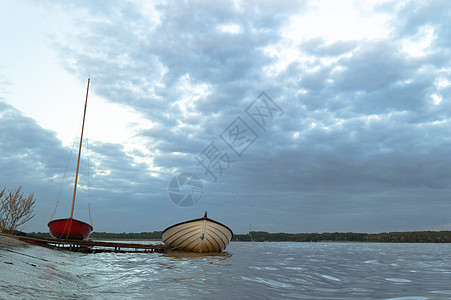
xmin=70 ymin=78 xmax=90 ymax=218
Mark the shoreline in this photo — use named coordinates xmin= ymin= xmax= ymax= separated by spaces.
xmin=0 ymin=234 xmax=29 ymax=248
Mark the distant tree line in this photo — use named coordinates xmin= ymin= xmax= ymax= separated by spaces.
xmin=90 ymin=231 xmax=162 ymax=240
xmin=28 ymin=231 xmax=163 ymax=240
xmin=232 ymin=231 xmax=451 ymax=243
xmin=27 ymin=230 xmax=451 ymax=243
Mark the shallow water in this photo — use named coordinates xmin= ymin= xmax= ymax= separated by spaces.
xmin=1 ymin=242 xmax=450 ymax=299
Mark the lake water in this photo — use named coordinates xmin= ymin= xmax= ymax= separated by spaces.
xmin=1 ymin=242 xmax=451 ymax=299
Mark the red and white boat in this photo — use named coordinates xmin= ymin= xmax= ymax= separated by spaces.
xmin=48 ymin=78 xmax=93 ymax=240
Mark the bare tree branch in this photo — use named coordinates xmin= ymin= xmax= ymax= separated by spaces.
xmin=0 ymin=186 xmax=36 ymax=234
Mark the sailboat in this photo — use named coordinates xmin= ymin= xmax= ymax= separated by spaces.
xmin=48 ymin=78 xmax=94 ymax=240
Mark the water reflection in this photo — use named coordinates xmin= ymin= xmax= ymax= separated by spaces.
xmin=163 ymin=250 xmax=232 ymax=261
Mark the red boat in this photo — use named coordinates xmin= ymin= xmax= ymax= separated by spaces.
xmin=48 ymin=78 xmax=94 ymax=240
xmin=48 ymin=218 xmax=93 ymax=240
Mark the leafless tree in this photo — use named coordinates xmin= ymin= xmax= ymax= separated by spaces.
xmin=0 ymin=186 xmax=36 ymax=234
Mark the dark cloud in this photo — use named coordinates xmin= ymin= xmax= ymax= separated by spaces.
xmin=0 ymin=101 xmax=66 ymax=181
xmin=2 ymin=0 xmax=451 ymax=233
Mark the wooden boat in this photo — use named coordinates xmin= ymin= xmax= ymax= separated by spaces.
xmin=48 ymin=78 xmax=93 ymax=240
xmin=162 ymin=212 xmax=233 ymax=253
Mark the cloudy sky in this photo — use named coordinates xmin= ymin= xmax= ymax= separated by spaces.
xmin=1 ymin=0 xmax=450 ymax=234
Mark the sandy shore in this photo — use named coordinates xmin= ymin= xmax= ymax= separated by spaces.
xmin=0 ymin=234 xmax=28 ymax=248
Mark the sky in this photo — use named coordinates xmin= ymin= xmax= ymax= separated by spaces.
xmin=1 ymin=0 xmax=450 ymax=234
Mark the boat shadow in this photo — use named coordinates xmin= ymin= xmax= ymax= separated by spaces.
xmin=163 ymin=250 xmax=232 ymax=261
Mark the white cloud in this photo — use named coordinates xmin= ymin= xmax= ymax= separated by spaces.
xmin=217 ymin=23 xmax=242 ymax=34
xmin=401 ymin=25 xmax=436 ymax=57
xmin=431 ymin=93 xmax=442 ymax=105
xmin=282 ymin=0 xmax=391 ymax=44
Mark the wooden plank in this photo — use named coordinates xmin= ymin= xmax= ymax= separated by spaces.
xmin=18 ymin=236 xmax=167 ymax=253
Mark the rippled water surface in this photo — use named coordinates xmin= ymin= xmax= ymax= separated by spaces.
xmin=1 ymin=242 xmax=451 ymax=299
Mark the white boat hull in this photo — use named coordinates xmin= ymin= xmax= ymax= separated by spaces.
xmin=162 ymin=214 xmax=233 ymax=253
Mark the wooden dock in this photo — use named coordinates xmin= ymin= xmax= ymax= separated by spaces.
xmin=18 ymin=236 xmax=167 ymax=253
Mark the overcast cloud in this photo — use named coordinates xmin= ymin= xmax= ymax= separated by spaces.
xmin=1 ymin=0 xmax=450 ymax=233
